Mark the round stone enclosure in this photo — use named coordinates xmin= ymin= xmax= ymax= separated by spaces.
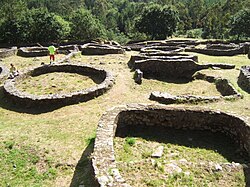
xmin=238 ymin=66 xmax=250 ymax=93
xmin=17 ymin=47 xmax=48 ymax=57
xmin=0 ymin=47 xmax=17 ymax=58
xmin=81 ymin=43 xmax=125 ymax=55
xmin=0 ymin=62 xmax=9 ymax=81
xmin=92 ymin=104 xmax=250 ymax=187
xmin=3 ymin=63 xmax=114 ymax=108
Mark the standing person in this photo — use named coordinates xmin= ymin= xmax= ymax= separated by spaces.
xmin=48 ymin=44 xmax=57 ymax=64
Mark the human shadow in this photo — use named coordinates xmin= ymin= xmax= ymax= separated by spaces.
xmin=116 ymin=125 xmax=250 ymax=185
xmin=70 ymin=138 xmax=99 ymax=187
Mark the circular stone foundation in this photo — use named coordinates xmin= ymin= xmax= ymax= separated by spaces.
xmin=0 ymin=47 xmax=17 ymax=58
xmin=3 ymin=63 xmax=114 ymax=108
xmin=81 ymin=43 xmax=125 ymax=55
xmin=0 ymin=62 xmax=9 ymax=81
xmin=238 ymin=66 xmax=250 ymax=93
xmin=17 ymin=47 xmax=48 ymax=57
xmin=92 ymin=104 xmax=250 ymax=186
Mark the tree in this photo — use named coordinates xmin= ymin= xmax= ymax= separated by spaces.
xmin=135 ymin=4 xmax=178 ymax=39
xmin=0 ymin=8 xmax=70 ymax=44
xmin=69 ymin=8 xmax=106 ymax=41
xmin=230 ymin=9 xmax=250 ymax=39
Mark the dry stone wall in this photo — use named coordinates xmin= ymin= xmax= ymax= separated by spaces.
xmin=0 ymin=62 xmax=9 ymax=81
xmin=3 ymin=63 xmax=114 ymax=108
xmin=17 ymin=47 xmax=48 ymax=57
xmin=155 ymin=71 xmax=240 ymax=100
xmin=130 ymin=59 xmax=234 ymax=79
xmin=185 ymin=46 xmax=245 ymax=56
xmin=149 ymin=73 xmax=242 ymax=105
xmin=81 ymin=43 xmax=125 ymax=55
xmin=140 ymin=45 xmax=184 ymax=54
xmin=92 ymin=104 xmax=250 ymax=187
xmin=0 ymin=47 xmax=17 ymax=58
xmin=238 ymin=66 xmax=250 ymax=93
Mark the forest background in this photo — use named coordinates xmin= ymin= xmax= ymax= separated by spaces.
xmin=0 ymin=0 xmax=250 ymax=45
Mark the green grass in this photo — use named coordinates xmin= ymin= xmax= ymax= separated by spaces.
xmin=16 ymin=72 xmax=96 ymax=95
xmin=0 ymin=141 xmax=56 ymax=187
xmin=114 ymin=135 xmax=245 ymax=187
xmin=0 ymin=48 xmax=249 ymax=186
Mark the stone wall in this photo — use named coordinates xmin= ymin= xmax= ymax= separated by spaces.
xmin=3 ymin=63 xmax=114 ymax=108
xmin=17 ymin=47 xmax=48 ymax=57
xmin=58 ymin=45 xmax=79 ymax=55
xmin=140 ymin=45 xmax=183 ymax=53
xmin=0 ymin=47 xmax=17 ymax=58
xmin=238 ymin=66 xmax=250 ymax=93
xmin=206 ymin=43 xmax=239 ymax=50
xmin=128 ymin=54 xmax=198 ymax=69
xmin=149 ymin=73 xmax=242 ymax=105
xmin=81 ymin=43 xmax=125 ymax=55
xmin=0 ymin=62 xmax=9 ymax=82
xmin=132 ymin=59 xmax=204 ymax=79
xmin=149 ymin=91 xmax=221 ymax=104
xmin=185 ymin=46 xmax=245 ymax=56
xmin=130 ymin=59 xmax=234 ymax=79
xmin=92 ymin=104 xmax=250 ymax=187
xmin=195 ymin=72 xmax=241 ymax=97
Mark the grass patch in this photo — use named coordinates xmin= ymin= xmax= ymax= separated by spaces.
xmin=16 ymin=72 xmax=96 ymax=95
xmin=0 ymin=141 xmax=56 ymax=187
xmin=114 ymin=126 xmax=247 ymax=187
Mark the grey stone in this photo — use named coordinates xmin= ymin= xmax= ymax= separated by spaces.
xmin=152 ymin=146 xmax=164 ymax=158
xmin=92 ymin=104 xmax=250 ymax=186
xmin=3 ymin=55 xmax=115 ymax=108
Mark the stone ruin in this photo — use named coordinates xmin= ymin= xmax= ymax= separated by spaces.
xmin=92 ymin=104 xmax=250 ymax=187
xmin=57 ymin=44 xmax=79 ymax=55
xmin=238 ymin=66 xmax=250 ymax=93
xmin=81 ymin=43 xmax=125 ymax=55
xmin=3 ymin=63 xmax=114 ymax=108
xmin=133 ymin=69 xmax=143 ymax=84
xmin=140 ymin=45 xmax=184 ymax=54
xmin=17 ymin=46 xmax=48 ymax=57
xmin=127 ymin=40 xmax=241 ymax=104
xmin=185 ymin=43 xmax=246 ymax=56
xmin=0 ymin=62 xmax=9 ymax=81
xmin=128 ymin=53 xmax=198 ymax=69
xmin=150 ymin=72 xmax=242 ymax=104
xmin=0 ymin=47 xmax=18 ymax=58
xmin=129 ymin=58 xmax=234 ymax=80
xmin=125 ymin=39 xmax=199 ymax=51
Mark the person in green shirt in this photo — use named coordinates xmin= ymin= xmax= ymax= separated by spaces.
xmin=48 ymin=45 xmax=57 ymax=64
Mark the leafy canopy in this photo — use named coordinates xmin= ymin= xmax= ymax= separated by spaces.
xmin=135 ymin=4 xmax=179 ymax=40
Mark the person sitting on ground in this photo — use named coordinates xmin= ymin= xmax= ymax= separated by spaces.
xmin=48 ymin=44 xmax=57 ymax=64
xmin=9 ymin=63 xmax=19 ymax=79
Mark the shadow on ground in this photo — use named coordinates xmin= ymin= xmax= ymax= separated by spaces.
xmin=0 ymin=86 xmax=65 ymax=114
xmin=70 ymin=138 xmax=99 ymax=187
xmin=144 ymin=76 xmax=193 ymax=84
xmin=116 ymin=125 xmax=250 ymax=186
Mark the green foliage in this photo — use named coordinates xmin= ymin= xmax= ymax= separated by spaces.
xmin=0 ymin=8 xmax=70 ymax=43
xmin=69 ymin=8 xmax=107 ymax=41
xmin=135 ymin=4 xmax=179 ymax=39
xmin=125 ymin=137 xmax=136 ymax=146
xmin=0 ymin=0 xmax=249 ymax=43
xmin=186 ymin=28 xmax=202 ymax=38
xmin=230 ymin=9 xmax=250 ymax=39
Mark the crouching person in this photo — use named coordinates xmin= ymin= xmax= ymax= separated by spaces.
xmin=9 ymin=63 xmax=19 ymax=79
